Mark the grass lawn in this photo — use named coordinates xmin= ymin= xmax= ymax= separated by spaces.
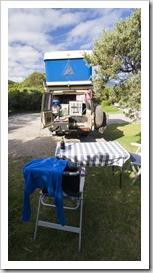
xmin=8 ymin=123 xmax=141 ymax=262
xmin=102 ymin=103 xmax=123 ymax=114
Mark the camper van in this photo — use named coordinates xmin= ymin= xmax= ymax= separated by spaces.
xmin=41 ymin=50 xmax=107 ymax=136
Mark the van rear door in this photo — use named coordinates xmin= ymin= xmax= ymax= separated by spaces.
xmin=41 ymin=92 xmax=53 ymax=128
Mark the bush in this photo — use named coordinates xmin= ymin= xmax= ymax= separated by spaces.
xmin=102 ymin=100 xmax=110 ymax=107
xmin=8 ymin=88 xmax=43 ymax=113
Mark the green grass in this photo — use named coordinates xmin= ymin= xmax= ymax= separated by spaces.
xmin=102 ymin=123 xmax=141 ymax=151
xmin=8 ymin=123 xmax=141 ymax=261
xmin=102 ymin=103 xmax=123 ymax=114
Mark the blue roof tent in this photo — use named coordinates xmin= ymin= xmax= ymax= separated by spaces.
xmin=44 ymin=50 xmax=92 ymax=86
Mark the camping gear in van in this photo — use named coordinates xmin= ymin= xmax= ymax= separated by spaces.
xmin=52 ymin=99 xmax=60 ymax=115
xmin=41 ymin=50 xmax=107 ymax=135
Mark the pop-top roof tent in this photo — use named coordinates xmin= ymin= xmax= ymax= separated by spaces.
xmin=44 ymin=50 xmax=93 ymax=91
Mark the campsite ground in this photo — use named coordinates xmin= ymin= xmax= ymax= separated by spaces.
xmin=7 ymin=112 xmax=141 ymax=262
xmin=8 ymin=112 xmax=133 ymax=158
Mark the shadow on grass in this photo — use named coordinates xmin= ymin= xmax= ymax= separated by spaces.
xmin=102 ymin=123 xmax=126 ymax=141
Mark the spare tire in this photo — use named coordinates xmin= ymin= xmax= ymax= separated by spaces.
xmin=94 ymin=104 xmax=104 ymax=129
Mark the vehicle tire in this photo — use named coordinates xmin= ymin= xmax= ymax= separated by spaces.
xmin=94 ymin=104 xmax=104 ymax=129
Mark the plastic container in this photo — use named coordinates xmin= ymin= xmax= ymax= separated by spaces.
xmin=52 ymin=100 xmax=60 ymax=114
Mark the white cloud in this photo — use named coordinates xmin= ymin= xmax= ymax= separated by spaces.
xmin=7 ymin=8 xmax=134 ymax=82
xmin=8 ymin=8 xmax=86 ymax=81
xmin=9 ymin=45 xmax=40 ymax=62
xmin=66 ymin=8 xmax=132 ymax=46
xmin=8 ymin=44 xmax=45 ymax=82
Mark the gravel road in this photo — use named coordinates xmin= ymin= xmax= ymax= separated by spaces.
xmin=8 ymin=112 xmax=132 ymax=158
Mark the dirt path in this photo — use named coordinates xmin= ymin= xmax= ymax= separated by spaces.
xmin=8 ymin=112 xmax=132 ymax=158
xmin=8 ymin=113 xmax=58 ymax=158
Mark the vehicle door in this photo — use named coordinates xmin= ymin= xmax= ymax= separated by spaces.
xmin=41 ymin=92 xmax=53 ymax=128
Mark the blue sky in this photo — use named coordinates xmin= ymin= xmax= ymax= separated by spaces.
xmin=8 ymin=7 xmax=135 ymax=82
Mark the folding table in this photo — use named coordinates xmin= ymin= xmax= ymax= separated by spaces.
xmin=55 ymin=141 xmax=130 ymax=188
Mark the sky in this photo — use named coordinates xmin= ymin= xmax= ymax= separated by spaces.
xmin=8 ymin=7 xmax=135 ymax=83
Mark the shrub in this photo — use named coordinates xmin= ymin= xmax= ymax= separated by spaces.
xmin=8 ymin=88 xmax=43 ymax=113
xmin=102 ymin=100 xmax=110 ymax=107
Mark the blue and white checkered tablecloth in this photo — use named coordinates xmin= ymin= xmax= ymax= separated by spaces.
xmin=55 ymin=141 xmax=130 ymax=167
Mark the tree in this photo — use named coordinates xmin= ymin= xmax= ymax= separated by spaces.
xmin=84 ymin=9 xmax=141 ymax=109
xmin=8 ymin=80 xmax=16 ymax=85
xmin=111 ymin=72 xmax=141 ymax=109
xmin=21 ymin=72 xmax=46 ymax=88
xmin=8 ymin=72 xmax=45 ymax=113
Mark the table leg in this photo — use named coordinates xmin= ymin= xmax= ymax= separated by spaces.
xmin=112 ymin=166 xmax=123 ymax=188
xmin=120 ymin=167 xmax=123 ymax=189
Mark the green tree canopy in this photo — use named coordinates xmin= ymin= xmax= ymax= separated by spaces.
xmin=21 ymin=72 xmax=46 ymax=88
xmin=111 ymin=72 xmax=141 ymax=109
xmin=8 ymin=80 xmax=16 ymax=85
xmin=8 ymin=72 xmax=45 ymax=113
xmin=84 ymin=8 xmax=141 ymax=109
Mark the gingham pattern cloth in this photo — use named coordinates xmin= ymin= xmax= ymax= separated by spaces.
xmin=55 ymin=141 xmax=130 ymax=167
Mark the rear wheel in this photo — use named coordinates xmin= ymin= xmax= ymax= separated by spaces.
xmin=94 ymin=105 xmax=104 ymax=129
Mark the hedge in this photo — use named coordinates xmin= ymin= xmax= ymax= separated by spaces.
xmin=8 ymin=88 xmax=43 ymax=113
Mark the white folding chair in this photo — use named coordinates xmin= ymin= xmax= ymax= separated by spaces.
xmin=34 ymin=167 xmax=86 ymax=252
xmin=129 ymin=143 xmax=141 ymax=185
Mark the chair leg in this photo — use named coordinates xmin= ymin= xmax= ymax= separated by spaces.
xmin=131 ymin=168 xmax=141 ymax=186
xmin=131 ymin=163 xmax=137 ymax=175
xmin=34 ymin=194 xmax=41 ymax=240
xmin=33 ymin=190 xmax=84 ymax=252
xmin=78 ymin=195 xmax=83 ymax=252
